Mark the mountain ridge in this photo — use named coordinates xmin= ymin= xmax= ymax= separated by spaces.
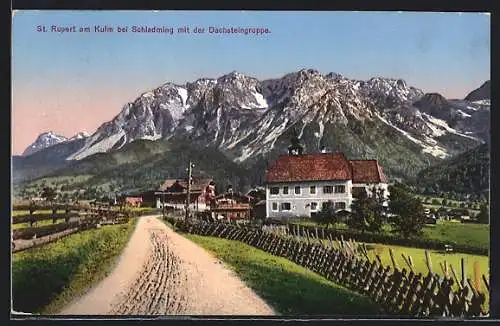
xmin=13 ymin=70 xmax=489 ymax=189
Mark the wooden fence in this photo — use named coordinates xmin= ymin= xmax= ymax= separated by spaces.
xmin=12 ymin=204 xmax=132 ymax=253
xmin=169 ymin=218 xmax=489 ymax=318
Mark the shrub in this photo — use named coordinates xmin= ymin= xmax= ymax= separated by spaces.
xmin=476 ymin=204 xmax=489 ymax=224
xmin=311 ymin=201 xmax=337 ymax=229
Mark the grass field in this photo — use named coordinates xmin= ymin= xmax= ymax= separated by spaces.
xmin=183 ymin=234 xmax=385 ymax=316
xmin=12 ymin=219 xmax=68 ymax=230
xmin=364 ymin=241 xmax=490 ymax=312
xmin=290 ymin=220 xmax=489 ymax=253
xmin=364 ymin=243 xmax=489 ymax=285
xmin=421 ymin=221 xmax=489 ymax=253
xmin=12 ymin=218 xmax=137 ymax=314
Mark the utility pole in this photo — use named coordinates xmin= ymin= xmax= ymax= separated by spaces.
xmin=185 ymin=161 xmax=194 ymax=220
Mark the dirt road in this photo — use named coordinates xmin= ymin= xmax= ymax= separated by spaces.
xmin=59 ymin=216 xmax=276 ymax=315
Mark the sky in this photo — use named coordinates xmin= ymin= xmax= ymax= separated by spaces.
xmin=12 ymin=11 xmax=490 ymax=155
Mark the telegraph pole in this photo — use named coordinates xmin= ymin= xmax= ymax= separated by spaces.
xmin=185 ymin=161 xmax=194 ymax=220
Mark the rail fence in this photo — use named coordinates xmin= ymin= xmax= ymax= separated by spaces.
xmin=168 ymin=218 xmax=489 ymax=318
xmin=12 ymin=203 xmax=134 ymax=253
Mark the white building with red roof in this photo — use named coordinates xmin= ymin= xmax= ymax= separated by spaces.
xmin=264 ymin=133 xmax=388 ymax=219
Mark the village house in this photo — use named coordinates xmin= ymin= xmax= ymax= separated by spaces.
xmin=123 ymin=196 xmax=143 ymax=207
xmin=210 ymin=186 xmax=253 ymax=220
xmin=154 ymin=177 xmax=214 ymax=211
xmin=264 ymin=135 xmax=389 ymax=220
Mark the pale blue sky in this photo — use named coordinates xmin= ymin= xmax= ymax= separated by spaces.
xmin=11 ymin=10 xmax=490 ymax=154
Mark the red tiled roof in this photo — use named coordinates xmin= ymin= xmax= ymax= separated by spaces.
xmin=349 ymin=160 xmax=387 ymax=183
xmin=265 ymin=153 xmax=352 ymax=183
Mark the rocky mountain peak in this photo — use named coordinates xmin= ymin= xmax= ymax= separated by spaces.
xmin=69 ymin=131 xmax=90 ymax=141
xmin=22 ymin=131 xmax=68 ymax=156
xmin=414 ymin=93 xmax=449 ymax=108
xmin=326 ymin=72 xmax=344 ymax=80
xmin=464 ymin=80 xmax=490 ymax=102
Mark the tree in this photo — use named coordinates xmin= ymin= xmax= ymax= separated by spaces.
xmin=388 ymin=184 xmax=426 ymax=238
xmin=360 ymin=186 xmax=387 ymax=233
xmin=348 ymin=190 xmax=382 ymax=234
xmin=41 ymin=187 xmax=56 ymax=201
xmin=348 ymin=191 xmax=370 ymax=233
xmin=476 ymin=203 xmax=489 ymax=224
xmin=312 ymin=200 xmax=337 ymax=229
xmin=348 ymin=186 xmax=387 ymax=234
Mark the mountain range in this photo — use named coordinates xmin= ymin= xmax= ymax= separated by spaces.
xmin=12 ymin=70 xmax=490 ymax=195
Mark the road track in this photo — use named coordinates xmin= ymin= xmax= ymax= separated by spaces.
xmin=59 ymin=215 xmax=275 ymax=315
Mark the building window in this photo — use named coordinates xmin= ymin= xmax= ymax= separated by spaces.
xmin=281 ymin=202 xmax=291 ymax=211
xmin=335 ymin=185 xmax=346 ymax=193
xmin=283 ymin=186 xmax=289 ymax=195
xmin=271 ymin=202 xmax=278 ymax=211
xmin=322 ymin=202 xmax=331 ymax=210
xmin=323 ymin=185 xmax=333 ymax=194
xmin=270 ymin=187 xmax=279 ymax=195
xmin=294 ymin=186 xmax=301 ymax=195
xmin=335 ymin=202 xmax=346 ymax=210
xmin=310 ymin=202 xmax=318 ymax=211
xmin=310 ymin=186 xmax=316 ymax=194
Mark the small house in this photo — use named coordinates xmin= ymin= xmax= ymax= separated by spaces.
xmin=124 ymin=197 xmax=143 ymax=207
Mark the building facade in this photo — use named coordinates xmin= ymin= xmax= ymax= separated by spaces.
xmin=264 ymin=134 xmax=388 ymax=220
xmin=154 ymin=178 xmax=214 ymax=211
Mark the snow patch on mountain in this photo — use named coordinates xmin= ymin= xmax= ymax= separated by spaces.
xmin=375 ymin=112 xmax=450 ymax=159
xmin=236 ymin=147 xmax=257 ymax=162
xmin=314 ymin=120 xmax=325 ymax=140
xmin=457 ymin=110 xmax=472 ymax=118
xmin=263 ymin=118 xmax=289 ymax=144
xmin=69 ymin=131 xmax=90 ymax=141
xmin=472 ymin=99 xmax=490 ymax=106
xmin=177 ymin=87 xmax=188 ymax=105
xmin=141 ymin=134 xmax=162 ymax=141
xmin=68 ymin=131 xmax=126 ymax=160
xmin=423 ymin=113 xmax=480 ymax=141
xmin=253 ymin=92 xmax=269 ymax=108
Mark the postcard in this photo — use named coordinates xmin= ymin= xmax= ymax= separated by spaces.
xmin=11 ymin=10 xmax=491 ymax=318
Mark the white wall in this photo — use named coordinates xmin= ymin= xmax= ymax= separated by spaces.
xmin=156 ymin=197 xmax=209 ymax=211
xmin=265 ymin=180 xmax=352 ymax=220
